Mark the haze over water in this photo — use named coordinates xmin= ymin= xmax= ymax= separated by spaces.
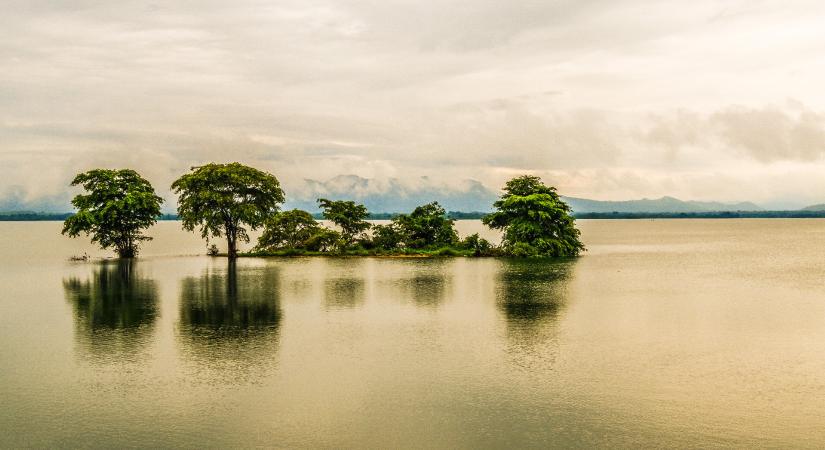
xmin=2 ymin=220 xmax=825 ymax=447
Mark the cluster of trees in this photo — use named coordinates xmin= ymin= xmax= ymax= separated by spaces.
xmin=253 ymin=199 xmax=489 ymax=256
xmin=62 ymin=163 xmax=584 ymax=259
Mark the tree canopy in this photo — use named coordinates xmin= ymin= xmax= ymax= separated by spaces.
xmin=392 ymin=201 xmax=458 ymax=249
xmin=483 ymin=175 xmax=584 ymax=257
xmin=317 ymin=198 xmax=371 ymax=246
xmin=255 ymin=209 xmax=323 ymax=251
xmin=172 ymin=163 xmax=284 ymax=258
xmin=62 ymin=169 xmax=162 ymax=258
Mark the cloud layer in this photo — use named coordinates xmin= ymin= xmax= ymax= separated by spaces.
xmin=4 ymin=0 xmax=825 ymax=210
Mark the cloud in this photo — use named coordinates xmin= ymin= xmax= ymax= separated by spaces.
xmin=4 ymin=0 xmax=825 ymax=209
xmin=712 ymin=105 xmax=825 ymax=162
xmin=638 ymin=103 xmax=825 ymax=163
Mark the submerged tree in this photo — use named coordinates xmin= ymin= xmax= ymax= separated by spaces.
xmin=255 ymin=209 xmax=322 ymax=251
xmin=172 ymin=163 xmax=284 ymax=259
xmin=62 ymin=169 xmax=163 ymax=258
xmin=483 ymin=175 xmax=584 ymax=257
xmin=393 ymin=201 xmax=458 ymax=249
xmin=317 ymin=198 xmax=371 ymax=246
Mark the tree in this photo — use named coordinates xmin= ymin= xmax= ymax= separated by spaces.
xmin=393 ymin=201 xmax=458 ymax=249
xmin=458 ymin=233 xmax=494 ymax=256
xmin=483 ymin=175 xmax=584 ymax=257
xmin=62 ymin=169 xmax=162 ymax=258
xmin=172 ymin=163 xmax=284 ymax=259
xmin=317 ymin=198 xmax=371 ymax=246
xmin=370 ymin=223 xmax=405 ymax=250
xmin=255 ymin=209 xmax=322 ymax=251
xmin=303 ymin=228 xmax=342 ymax=252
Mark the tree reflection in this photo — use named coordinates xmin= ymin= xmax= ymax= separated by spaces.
xmin=323 ymin=259 xmax=366 ymax=309
xmin=396 ymin=259 xmax=450 ymax=308
xmin=178 ymin=261 xmax=282 ymax=383
xmin=496 ymin=258 xmax=576 ymax=363
xmin=325 ymin=277 xmax=366 ymax=309
xmin=63 ymin=259 xmax=158 ymax=361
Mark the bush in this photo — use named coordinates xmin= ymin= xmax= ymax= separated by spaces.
xmin=509 ymin=242 xmax=539 ymax=258
xmin=303 ymin=228 xmax=342 ymax=252
xmin=370 ymin=223 xmax=405 ymax=250
xmin=433 ymin=247 xmax=463 ymax=256
xmin=458 ymin=233 xmax=493 ymax=256
xmin=392 ymin=202 xmax=458 ymax=249
xmin=256 ymin=209 xmax=321 ymax=251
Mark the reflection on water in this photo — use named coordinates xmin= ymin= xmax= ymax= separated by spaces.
xmin=324 ymin=259 xmax=366 ymax=309
xmin=325 ymin=277 xmax=366 ymax=309
xmin=63 ymin=260 xmax=158 ymax=361
xmin=496 ymin=258 xmax=575 ymax=364
xmin=394 ymin=259 xmax=450 ymax=307
xmin=178 ymin=261 xmax=282 ymax=383
xmin=6 ymin=221 xmax=825 ymax=447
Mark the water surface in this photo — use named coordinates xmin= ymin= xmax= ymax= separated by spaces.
xmin=2 ymin=220 xmax=825 ymax=447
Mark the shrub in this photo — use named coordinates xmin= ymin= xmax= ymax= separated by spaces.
xmin=370 ymin=223 xmax=405 ymax=250
xmin=510 ymin=242 xmax=539 ymax=258
xmin=392 ymin=202 xmax=458 ymax=249
xmin=256 ymin=209 xmax=321 ymax=251
xmin=458 ymin=233 xmax=493 ymax=256
xmin=303 ymin=228 xmax=342 ymax=252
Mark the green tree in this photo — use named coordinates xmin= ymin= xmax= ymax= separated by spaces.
xmin=255 ymin=209 xmax=322 ymax=251
xmin=370 ymin=223 xmax=405 ymax=250
xmin=458 ymin=233 xmax=494 ymax=256
xmin=303 ymin=228 xmax=342 ymax=252
xmin=62 ymin=169 xmax=162 ymax=258
xmin=172 ymin=163 xmax=285 ymax=259
xmin=393 ymin=201 xmax=458 ymax=249
xmin=317 ymin=198 xmax=371 ymax=246
xmin=483 ymin=175 xmax=584 ymax=257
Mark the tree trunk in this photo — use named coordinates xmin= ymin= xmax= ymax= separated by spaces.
xmin=227 ymin=228 xmax=238 ymax=259
xmin=118 ymin=246 xmax=135 ymax=258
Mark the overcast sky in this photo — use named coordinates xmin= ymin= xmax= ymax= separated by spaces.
xmin=4 ymin=0 xmax=825 ymax=209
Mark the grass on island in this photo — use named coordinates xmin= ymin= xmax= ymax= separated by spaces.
xmin=237 ymin=246 xmax=495 ymax=258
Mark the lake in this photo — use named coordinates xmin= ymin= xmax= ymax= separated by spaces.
xmin=1 ymin=219 xmax=825 ymax=447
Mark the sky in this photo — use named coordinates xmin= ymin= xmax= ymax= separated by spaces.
xmin=4 ymin=0 xmax=825 ymax=210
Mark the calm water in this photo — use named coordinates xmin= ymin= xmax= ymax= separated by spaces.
xmin=2 ymin=220 xmax=825 ymax=448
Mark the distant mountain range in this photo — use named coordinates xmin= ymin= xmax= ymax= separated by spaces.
xmin=4 ymin=174 xmax=825 ymax=216
xmin=284 ymin=175 xmax=766 ymax=214
xmin=562 ymin=196 xmax=763 ymax=213
xmin=284 ymin=175 xmax=499 ymax=213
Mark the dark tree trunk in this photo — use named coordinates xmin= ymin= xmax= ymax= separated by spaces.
xmin=227 ymin=228 xmax=238 ymax=259
xmin=118 ymin=246 xmax=136 ymax=258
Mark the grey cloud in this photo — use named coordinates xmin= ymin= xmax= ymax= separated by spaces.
xmin=4 ymin=0 xmax=825 ymax=210
xmin=712 ymin=106 xmax=825 ymax=162
xmin=640 ymin=104 xmax=825 ymax=163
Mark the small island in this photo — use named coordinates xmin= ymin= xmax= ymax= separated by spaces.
xmin=62 ymin=163 xmax=584 ymax=259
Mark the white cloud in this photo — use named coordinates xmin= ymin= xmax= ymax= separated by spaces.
xmin=4 ymin=0 xmax=825 ymax=209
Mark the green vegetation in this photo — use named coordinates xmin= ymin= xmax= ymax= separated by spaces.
xmin=62 ymin=169 xmax=163 ymax=258
xmin=57 ymin=163 xmax=584 ymax=259
xmin=392 ymin=202 xmax=458 ymax=249
xmin=483 ymin=175 xmax=584 ymax=257
xmin=1 ymin=212 xmax=73 ymax=221
xmin=255 ymin=209 xmax=326 ymax=251
xmin=172 ymin=163 xmax=284 ymax=259
xmin=317 ymin=198 xmax=371 ymax=246
xmin=253 ymin=200 xmax=498 ymax=257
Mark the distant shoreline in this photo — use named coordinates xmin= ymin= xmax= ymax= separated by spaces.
xmin=572 ymin=211 xmax=825 ymax=219
xmin=5 ymin=210 xmax=825 ymax=221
